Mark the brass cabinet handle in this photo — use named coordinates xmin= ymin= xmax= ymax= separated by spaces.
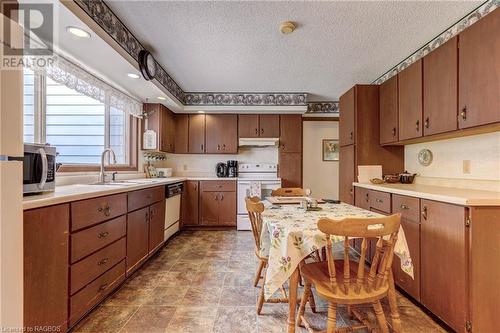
xmin=400 ymin=204 xmax=409 ymax=210
xmin=98 ymin=283 xmax=108 ymax=291
xmin=255 ymin=128 xmax=258 ymax=134
xmin=200 ymin=144 xmax=204 ymax=151
xmin=425 ymin=117 xmax=430 ymax=129
xmin=217 ymin=144 xmax=221 ymax=151
xmin=421 ymin=206 xmax=428 ymax=220
xmin=415 ymin=120 xmax=420 ymax=132
xmin=222 ymin=144 xmax=226 ymax=151
xmin=98 ymin=231 xmax=109 ymax=238
xmin=261 ymin=128 xmax=264 ymax=134
xmin=97 ymin=258 xmax=109 ymax=266
xmin=98 ymin=205 xmax=111 ymax=217
xmin=365 ymin=193 xmax=369 ymax=202
xmin=214 ymin=194 xmax=218 ymax=201
xmin=376 ymin=198 xmax=383 ymax=203
xmin=392 ymin=127 xmax=396 ymax=137
xmin=150 ymin=209 xmax=155 ymax=219
xmin=460 ymin=106 xmax=467 ymax=120
xmin=145 ymin=212 xmax=149 ymax=221
xmin=220 ymin=193 xmax=224 ymax=201
xmin=349 ymin=131 xmax=353 ymax=140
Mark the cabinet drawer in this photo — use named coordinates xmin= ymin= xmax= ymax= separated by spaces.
xmin=354 ymin=187 xmax=370 ymax=210
xmin=69 ymin=260 xmax=125 ymax=326
xmin=200 ymin=180 xmax=236 ymax=192
xmin=369 ymin=190 xmax=391 ymax=214
xmin=71 ymin=193 xmax=127 ymax=231
xmin=70 ymin=237 xmax=126 ymax=295
xmin=71 ymin=216 xmax=126 ymax=263
xmin=128 ymin=186 xmax=165 ymax=212
xmin=392 ymin=194 xmax=420 ymax=224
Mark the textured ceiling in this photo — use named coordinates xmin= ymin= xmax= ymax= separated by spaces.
xmin=107 ymin=0 xmax=481 ymax=101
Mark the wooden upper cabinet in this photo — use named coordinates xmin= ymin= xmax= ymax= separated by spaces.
xmin=24 ymin=204 xmax=70 ymax=331
xmin=162 ymin=108 xmax=175 ymax=153
xmin=206 ymin=115 xmax=238 ymax=154
xmin=259 ymin=114 xmax=280 ymax=138
xmin=174 ymin=114 xmax=189 ymax=153
xmin=420 ymin=200 xmax=467 ymax=332
xmin=398 ymin=59 xmax=423 ymax=141
xmin=339 ymin=87 xmax=355 ymax=146
xmin=379 ymin=75 xmax=399 ymax=144
xmin=279 ymin=152 xmax=302 ymax=188
xmin=423 ymin=36 xmax=458 ymax=136
xmin=279 ymin=115 xmax=302 ymax=153
xmin=238 ymin=114 xmax=260 ymax=138
xmin=188 ymin=114 xmax=206 ymax=153
xmin=459 ymin=9 xmax=500 ymax=129
xmin=142 ymin=104 xmax=174 ymax=153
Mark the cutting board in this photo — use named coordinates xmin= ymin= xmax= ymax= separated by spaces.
xmin=265 ymin=197 xmax=325 ymax=205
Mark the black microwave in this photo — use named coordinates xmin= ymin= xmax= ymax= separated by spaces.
xmin=23 ymin=143 xmax=56 ymax=194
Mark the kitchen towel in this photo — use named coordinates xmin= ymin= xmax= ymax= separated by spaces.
xmin=249 ymin=181 xmax=262 ymax=198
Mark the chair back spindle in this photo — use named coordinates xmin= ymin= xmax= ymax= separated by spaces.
xmin=245 ymin=197 xmax=265 ymax=255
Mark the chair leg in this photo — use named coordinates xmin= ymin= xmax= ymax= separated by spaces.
xmin=347 ymin=305 xmax=353 ymax=319
xmin=373 ymin=300 xmax=389 ymax=333
xmin=327 ymin=302 xmax=337 ymax=333
xmin=257 ymin=266 xmax=267 ymax=315
xmin=387 ymin=271 xmax=402 ymax=333
xmin=296 ymin=281 xmax=311 ymax=327
xmin=254 ymin=259 xmax=265 ymax=287
xmin=308 ymin=288 xmax=317 ymax=313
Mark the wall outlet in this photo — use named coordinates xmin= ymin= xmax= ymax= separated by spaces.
xmin=463 ymin=160 xmax=471 ymax=174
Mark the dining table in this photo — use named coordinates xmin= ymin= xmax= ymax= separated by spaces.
xmin=260 ymin=201 xmax=414 ymax=333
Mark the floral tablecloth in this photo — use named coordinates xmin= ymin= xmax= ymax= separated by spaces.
xmin=260 ymin=202 xmax=413 ymax=300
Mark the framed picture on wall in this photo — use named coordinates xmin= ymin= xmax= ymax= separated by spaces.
xmin=322 ymin=139 xmax=339 ymax=161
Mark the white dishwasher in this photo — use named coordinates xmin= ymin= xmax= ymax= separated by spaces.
xmin=164 ymin=182 xmax=183 ymax=241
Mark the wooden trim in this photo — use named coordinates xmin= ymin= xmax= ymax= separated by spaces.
xmin=58 ymin=116 xmax=139 ymax=173
xmin=302 ymin=116 xmax=339 ymax=121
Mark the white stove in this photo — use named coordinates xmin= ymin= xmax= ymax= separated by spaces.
xmin=237 ymin=163 xmax=281 ymax=230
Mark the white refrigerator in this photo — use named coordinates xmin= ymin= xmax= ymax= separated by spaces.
xmin=0 ymin=10 xmax=24 ymax=330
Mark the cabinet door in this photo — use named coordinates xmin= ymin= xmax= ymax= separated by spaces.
xmin=421 ymin=200 xmax=466 ymax=332
xmin=188 ymin=114 xmax=205 ymax=153
xmin=182 ymin=181 xmax=199 ymax=226
xmin=218 ymin=191 xmax=236 ymax=226
xmin=206 ymin=114 xmax=238 ymax=154
xmin=279 ymin=152 xmax=302 ymax=188
xmin=379 ymin=75 xmax=399 ymax=144
xmin=423 ymin=37 xmax=458 ymax=136
xmin=200 ymin=191 xmax=220 ymax=225
xmin=354 ymin=187 xmax=370 ymax=210
xmin=126 ymin=207 xmax=150 ymax=273
xmin=160 ymin=106 xmax=174 ymax=153
xmin=260 ymin=114 xmax=280 ymax=138
xmin=149 ymin=200 xmax=165 ymax=253
xmin=459 ymin=10 xmax=500 ymax=129
xmin=398 ymin=59 xmax=423 ymax=141
xmin=392 ymin=195 xmax=421 ymax=301
xmin=24 ymin=204 xmax=69 ymax=331
xmin=279 ymin=115 xmax=302 ymax=153
xmin=339 ymin=87 xmax=355 ymax=146
xmin=339 ymin=145 xmax=355 ymax=204
xmin=174 ymin=114 xmax=188 ymax=153
xmin=238 ymin=114 xmax=259 ymax=138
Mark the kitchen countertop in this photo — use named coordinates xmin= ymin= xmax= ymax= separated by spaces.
xmin=23 ymin=177 xmax=239 ymax=210
xmin=353 ymin=182 xmax=500 ymax=206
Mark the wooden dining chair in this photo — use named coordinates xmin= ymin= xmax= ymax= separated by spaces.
xmin=271 ymin=187 xmax=307 ymax=197
xmin=296 ymin=214 xmax=402 ymax=333
xmin=245 ymin=197 xmax=290 ymax=314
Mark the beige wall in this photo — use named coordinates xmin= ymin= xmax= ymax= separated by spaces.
xmin=302 ymin=121 xmax=339 ymax=199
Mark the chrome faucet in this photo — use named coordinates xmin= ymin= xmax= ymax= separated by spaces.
xmin=99 ymin=148 xmax=117 ymax=183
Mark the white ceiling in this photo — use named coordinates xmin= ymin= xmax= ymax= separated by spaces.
xmin=106 ymin=0 xmax=481 ymax=101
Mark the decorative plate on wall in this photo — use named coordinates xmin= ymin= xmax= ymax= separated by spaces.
xmin=418 ymin=149 xmax=433 ymax=166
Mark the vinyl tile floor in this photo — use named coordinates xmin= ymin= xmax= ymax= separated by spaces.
xmin=72 ymin=230 xmax=450 ymax=333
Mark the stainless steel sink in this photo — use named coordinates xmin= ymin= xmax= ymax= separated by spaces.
xmin=90 ymin=180 xmax=139 ymax=186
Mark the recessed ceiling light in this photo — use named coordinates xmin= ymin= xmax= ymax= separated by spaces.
xmin=280 ymin=21 xmax=296 ymax=34
xmin=127 ymin=73 xmax=140 ymax=79
xmin=66 ymin=26 xmax=91 ymax=38
xmin=157 ymin=96 xmax=166 ymax=100
xmin=197 ymin=110 xmax=205 ymax=114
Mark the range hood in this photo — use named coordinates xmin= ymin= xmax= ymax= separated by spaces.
xmin=238 ymin=138 xmax=279 ymax=147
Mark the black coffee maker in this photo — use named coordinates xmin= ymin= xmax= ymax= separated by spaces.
xmin=227 ymin=160 xmax=238 ymax=177
xmin=216 ymin=162 xmax=227 ymax=177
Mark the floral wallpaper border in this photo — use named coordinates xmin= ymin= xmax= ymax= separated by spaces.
xmin=373 ymin=0 xmax=499 ymax=84
xmin=183 ymin=92 xmax=307 ymax=106
xmin=307 ymin=102 xmax=339 ymax=114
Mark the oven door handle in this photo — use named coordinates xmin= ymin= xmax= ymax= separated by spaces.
xmin=38 ymin=148 xmax=48 ymax=190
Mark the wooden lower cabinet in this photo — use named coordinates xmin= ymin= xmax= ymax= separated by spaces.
xmin=279 ymin=152 xmax=302 ymax=188
xmin=24 ymin=204 xmax=70 ymax=331
xmin=126 ymin=206 xmax=150 ymax=273
xmin=149 ymin=200 xmax=166 ymax=252
xmin=420 ymin=199 xmax=467 ymax=333
xmin=200 ymin=181 xmax=236 ymax=226
xmin=182 ymin=180 xmax=199 ymax=226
